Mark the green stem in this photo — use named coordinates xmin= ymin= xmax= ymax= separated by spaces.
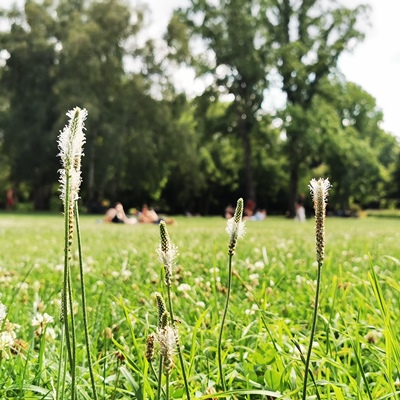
xmin=157 ymin=356 xmax=164 ymax=400
xmin=217 ymin=253 xmax=233 ymax=392
xmin=166 ymin=286 xmax=191 ymax=399
xmin=62 ymin=177 xmax=74 ymax=399
xmin=36 ymin=331 xmax=46 ymax=384
xmin=165 ymin=371 xmax=170 ymax=400
xmin=302 ymin=262 xmax=322 ymax=400
xmin=56 ymin=325 xmax=65 ymax=400
xmin=111 ymin=361 xmax=122 ymax=400
xmin=67 ymin=263 xmax=77 ymax=400
xmin=75 ymin=204 xmax=98 ymax=400
xmin=150 ymin=361 xmax=166 ymax=398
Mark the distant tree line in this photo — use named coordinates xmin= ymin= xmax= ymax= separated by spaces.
xmin=0 ymin=0 xmax=399 ymax=215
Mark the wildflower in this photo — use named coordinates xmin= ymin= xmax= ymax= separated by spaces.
xmin=204 ymin=386 xmax=218 ymax=400
xmin=145 ymin=332 xmax=156 ymax=362
xmin=155 ymin=293 xmax=168 ymax=329
xmin=309 ymin=178 xmax=331 ymax=265
xmin=45 ymin=327 xmax=57 ymax=341
xmin=57 ymin=107 xmax=87 ymax=205
xmin=0 ymin=331 xmax=15 ymax=354
xmin=32 ymin=313 xmax=54 ymax=337
xmin=245 ymin=303 xmax=259 ymax=315
xmin=104 ymin=327 xmax=113 ymax=339
xmin=177 ymin=283 xmax=191 ymax=292
xmin=364 ymin=330 xmax=381 ymax=344
xmin=156 ymin=221 xmax=178 ymax=287
xmin=0 ymin=303 xmax=6 ymax=324
xmin=226 ymin=198 xmax=246 ymax=256
xmin=157 ymin=325 xmax=177 ymax=374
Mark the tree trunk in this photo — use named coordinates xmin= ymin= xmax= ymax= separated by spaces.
xmin=33 ymin=184 xmax=52 ymax=210
xmin=241 ymin=122 xmax=256 ymax=202
xmin=288 ymin=167 xmax=298 ymax=218
xmin=87 ymin=129 xmax=97 ymax=202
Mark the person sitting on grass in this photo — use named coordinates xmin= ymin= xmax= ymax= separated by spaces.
xmin=104 ymin=202 xmax=138 ymax=224
xmin=138 ymin=204 xmax=175 ymax=225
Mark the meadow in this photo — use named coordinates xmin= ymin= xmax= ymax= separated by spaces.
xmin=0 ymin=212 xmax=400 ymax=399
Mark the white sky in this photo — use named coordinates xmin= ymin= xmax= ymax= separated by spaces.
xmin=2 ymin=0 xmax=399 ymax=136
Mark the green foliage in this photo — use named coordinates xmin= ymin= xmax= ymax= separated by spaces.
xmin=0 ymin=0 xmax=399 ymax=214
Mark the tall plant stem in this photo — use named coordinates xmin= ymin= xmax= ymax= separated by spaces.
xmin=217 ymin=253 xmax=233 ymax=392
xmin=166 ymin=286 xmax=191 ymax=399
xmin=302 ymin=262 xmax=322 ymax=400
xmin=157 ymin=356 xmax=164 ymax=400
xmin=61 ymin=177 xmax=75 ymax=399
xmin=165 ymin=371 xmax=170 ymax=400
xmin=55 ymin=325 xmax=66 ymax=400
xmin=67 ymin=259 xmax=77 ymax=400
xmin=75 ymin=204 xmax=98 ymax=400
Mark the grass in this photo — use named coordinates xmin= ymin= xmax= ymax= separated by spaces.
xmin=1 ymin=213 xmax=400 ymax=398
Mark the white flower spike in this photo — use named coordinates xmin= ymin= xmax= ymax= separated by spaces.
xmin=58 ymin=107 xmax=87 ymax=204
xmin=309 ymin=178 xmax=331 ymax=265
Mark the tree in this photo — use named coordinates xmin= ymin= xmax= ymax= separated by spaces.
xmin=266 ymin=0 xmax=369 ymax=215
xmin=0 ymin=0 xmax=58 ymax=209
xmin=53 ymin=0 xmax=146 ymax=204
xmin=167 ymin=0 xmax=271 ymax=202
xmin=323 ymin=80 xmax=400 ymax=208
xmin=0 ymin=0 xmax=159 ymax=209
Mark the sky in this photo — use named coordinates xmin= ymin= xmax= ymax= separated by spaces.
xmin=2 ymin=0 xmax=400 ymax=136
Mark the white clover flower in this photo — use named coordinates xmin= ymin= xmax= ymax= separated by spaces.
xmin=32 ymin=312 xmax=54 ymax=327
xmin=45 ymin=327 xmax=57 ymax=341
xmin=0 ymin=331 xmax=14 ymax=353
xmin=196 ymin=301 xmax=206 ymax=308
xmin=245 ymin=303 xmax=259 ymax=316
xmin=254 ymin=261 xmax=264 ymax=270
xmin=32 ymin=313 xmax=55 ymax=336
xmin=177 ymin=283 xmax=191 ymax=292
xmin=0 ymin=303 xmax=7 ymax=324
xmin=4 ymin=321 xmax=20 ymax=339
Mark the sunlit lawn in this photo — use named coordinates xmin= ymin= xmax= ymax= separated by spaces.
xmin=0 ymin=212 xmax=399 ymax=398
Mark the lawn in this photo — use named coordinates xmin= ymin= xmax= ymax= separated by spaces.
xmin=0 ymin=213 xmax=399 ymax=399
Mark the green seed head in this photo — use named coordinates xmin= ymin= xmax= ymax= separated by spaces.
xmin=145 ymin=332 xmax=156 ymax=362
xmin=156 ymin=293 xmax=168 ymax=329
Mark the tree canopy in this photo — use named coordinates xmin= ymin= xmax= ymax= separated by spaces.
xmin=0 ymin=0 xmax=398 ymax=214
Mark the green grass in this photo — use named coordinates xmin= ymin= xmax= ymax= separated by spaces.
xmin=1 ymin=214 xmax=400 ymax=399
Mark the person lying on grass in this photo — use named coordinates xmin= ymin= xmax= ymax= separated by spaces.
xmin=104 ymin=202 xmax=138 ymax=224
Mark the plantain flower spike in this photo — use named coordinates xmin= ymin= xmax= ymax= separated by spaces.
xmin=226 ymin=198 xmax=246 ymax=256
xmin=309 ymin=178 xmax=331 ymax=265
xmin=145 ymin=332 xmax=156 ymax=362
xmin=157 ymin=221 xmax=178 ymax=287
xmin=155 ymin=293 xmax=167 ymax=329
xmin=158 ymin=325 xmax=177 ymax=374
xmin=57 ymin=107 xmax=87 ymax=206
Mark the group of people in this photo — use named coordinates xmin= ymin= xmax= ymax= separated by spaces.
xmin=225 ymin=197 xmax=306 ymax=222
xmin=225 ymin=199 xmax=267 ymax=221
xmin=104 ymin=203 xmax=175 ymax=225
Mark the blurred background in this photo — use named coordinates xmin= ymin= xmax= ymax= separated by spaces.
xmin=0 ymin=0 xmax=399 ymax=216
